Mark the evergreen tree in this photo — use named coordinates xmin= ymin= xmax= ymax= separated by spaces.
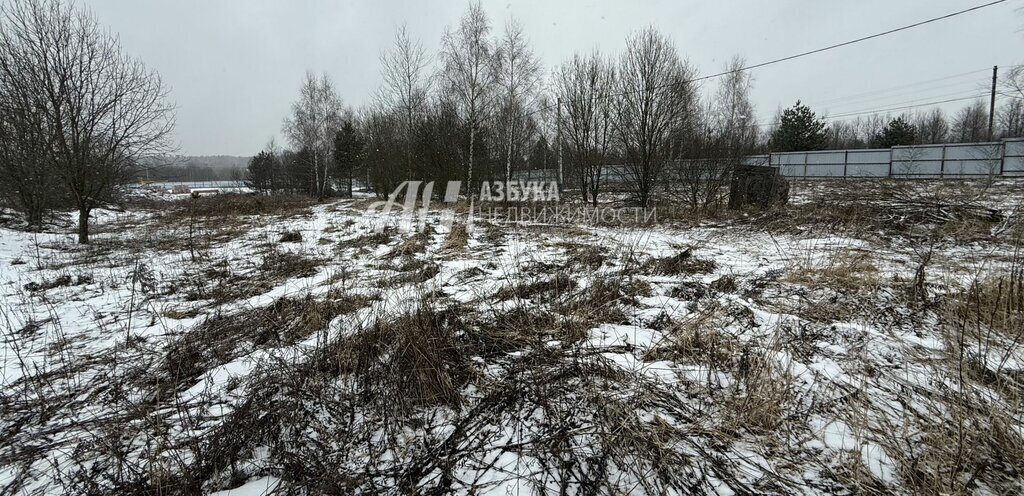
xmin=872 ymin=115 xmax=917 ymax=148
xmin=245 ymin=150 xmax=279 ymax=193
xmin=770 ymin=101 xmax=828 ymax=152
xmin=333 ymin=121 xmax=363 ymax=197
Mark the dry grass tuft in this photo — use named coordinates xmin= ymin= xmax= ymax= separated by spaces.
xmin=443 ymin=223 xmax=469 ymax=251
xmin=558 ymin=241 xmax=607 ymax=269
xmin=386 ymin=231 xmax=431 ymax=259
xmin=23 ymin=274 xmax=92 ymax=292
xmin=646 ymin=248 xmax=717 ymax=275
xmin=157 ymin=292 xmax=372 ymax=399
xmin=377 ymin=260 xmax=440 ymax=287
xmin=185 ymin=248 xmax=322 ymax=303
xmin=495 ymin=272 xmax=577 ymax=301
xmin=784 ymin=249 xmax=879 ymax=292
xmin=331 ymin=307 xmax=473 ymax=411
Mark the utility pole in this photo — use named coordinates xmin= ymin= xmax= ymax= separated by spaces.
xmin=556 ymin=97 xmax=563 ymax=195
xmin=989 ymin=65 xmax=998 ymax=141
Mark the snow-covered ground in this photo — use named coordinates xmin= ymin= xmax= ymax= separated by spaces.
xmin=2 ymin=181 xmax=1024 ymax=494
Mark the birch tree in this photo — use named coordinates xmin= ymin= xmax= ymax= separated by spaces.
xmin=380 ymin=24 xmax=429 ymax=180
xmin=283 ymin=71 xmax=343 ymax=200
xmin=494 ymin=18 xmax=540 ymax=187
xmin=711 ymin=56 xmax=757 ymax=152
xmin=440 ymin=1 xmax=495 ymax=191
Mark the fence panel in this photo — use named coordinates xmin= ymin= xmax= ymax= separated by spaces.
xmin=845 ymin=149 xmax=890 ymax=177
xmin=943 ymin=143 xmax=1002 ymax=176
xmin=1005 ymin=138 xmax=1024 ymax=176
xmin=804 ymin=151 xmax=847 ymax=178
xmin=891 ymin=145 xmax=943 ymax=177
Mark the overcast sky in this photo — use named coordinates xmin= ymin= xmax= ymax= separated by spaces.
xmin=83 ymin=0 xmax=1022 ymax=156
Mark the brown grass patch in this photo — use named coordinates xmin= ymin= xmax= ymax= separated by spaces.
xmin=186 ymin=248 xmax=322 ymax=303
xmin=646 ymin=248 xmax=717 ymax=275
xmin=156 ymin=291 xmax=372 ymax=399
xmin=325 ymin=307 xmax=473 ymax=412
xmin=558 ymin=242 xmax=607 ymax=270
xmin=443 ymin=223 xmax=469 ymax=251
xmin=494 ymin=272 xmax=577 ymax=301
xmin=783 ymin=249 xmax=879 ymax=292
xmin=161 ymin=193 xmax=314 ymax=220
xmin=386 ymin=231 xmax=431 ymax=259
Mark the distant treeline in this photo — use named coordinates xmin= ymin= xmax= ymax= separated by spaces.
xmin=248 ymin=2 xmax=1024 ymax=210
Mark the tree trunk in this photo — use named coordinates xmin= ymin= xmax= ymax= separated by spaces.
xmin=77 ymin=206 xmax=90 ymax=244
xmin=347 ymin=166 xmax=353 ymax=198
xmin=468 ymin=122 xmax=476 ymax=193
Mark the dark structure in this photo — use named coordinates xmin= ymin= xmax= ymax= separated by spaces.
xmin=728 ymin=165 xmax=789 ymax=209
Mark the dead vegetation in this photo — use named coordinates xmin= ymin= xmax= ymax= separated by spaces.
xmin=157 ymin=290 xmax=373 ymax=399
xmin=752 ymin=180 xmax=1012 ymax=243
xmin=645 ymin=247 xmax=717 ymax=275
xmin=23 ymin=273 xmax=92 ymax=292
xmin=6 ymin=180 xmax=1024 ymax=494
xmin=183 ymin=247 xmax=323 ymax=303
xmin=161 ymin=193 xmax=314 ymax=220
xmin=386 ymin=230 xmax=431 ymax=258
xmin=442 ymin=223 xmax=469 ymax=251
xmin=783 ymin=248 xmax=880 ymax=292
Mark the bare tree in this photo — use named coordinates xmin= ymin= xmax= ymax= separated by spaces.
xmin=999 ymin=98 xmax=1024 ymax=138
xmin=553 ymin=51 xmax=615 ymax=206
xmin=379 ymin=24 xmax=430 ymax=180
xmin=0 ymin=70 xmax=57 ymax=226
xmin=0 ymin=0 xmax=175 ymax=243
xmin=710 ymin=56 xmax=758 ymax=153
xmin=856 ymin=113 xmax=887 ymax=147
xmin=668 ymin=56 xmax=757 ymax=211
xmin=613 ymin=27 xmax=698 ymax=207
xmin=494 ymin=18 xmax=541 ymax=188
xmin=283 ymin=71 xmax=343 ymax=201
xmin=998 ymin=66 xmax=1024 ymax=138
xmin=913 ymin=108 xmax=950 ymax=144
xmin=951 ymin=101 xmax=990 ymax=143
xmin=827 ymin=120 xmax=864 ymax=149
xmin=361 ymin=103 xmax=406 ymax=197
xmin=440 ymin=1 xmax=495 ymax=191
xmin=1002 ymin=65 xmax=1024 ymax=100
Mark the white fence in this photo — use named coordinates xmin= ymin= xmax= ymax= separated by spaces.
xmin=509 ymin=138 xmax=1024 ymax=186
xmin=746 ymin=138 xmax=1024 ymax=179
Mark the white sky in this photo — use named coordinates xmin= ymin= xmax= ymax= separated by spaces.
xmin=83 ymin=0 xmax=1023 ymax=156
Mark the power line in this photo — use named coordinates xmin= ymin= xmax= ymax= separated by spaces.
xmin=751 ymin=93 xmax=988 ymax=128
xmin=808 ymin=68 xmax=992 ymax=107
xmin=809 ymin=75 xmax=987 ymax=111
xmin=751 ymin=63 xmax=1023 ymax=126
xmin=826 ymin=94 xmax=988 ymax=120
xmin=695 ymin=0 xmax=1007 ymax=83
xmin=534 ymin=0 xmax=1007 ymax=117
xmin=825 ymin=88 xmax=989 ymax=115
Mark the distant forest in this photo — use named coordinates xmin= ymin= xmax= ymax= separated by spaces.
xmin=137 ymin=156 xmax=250 ymax=183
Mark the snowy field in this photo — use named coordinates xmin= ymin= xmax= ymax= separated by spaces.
xmin=2 ymin=180 xmax=1024 ymax=494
